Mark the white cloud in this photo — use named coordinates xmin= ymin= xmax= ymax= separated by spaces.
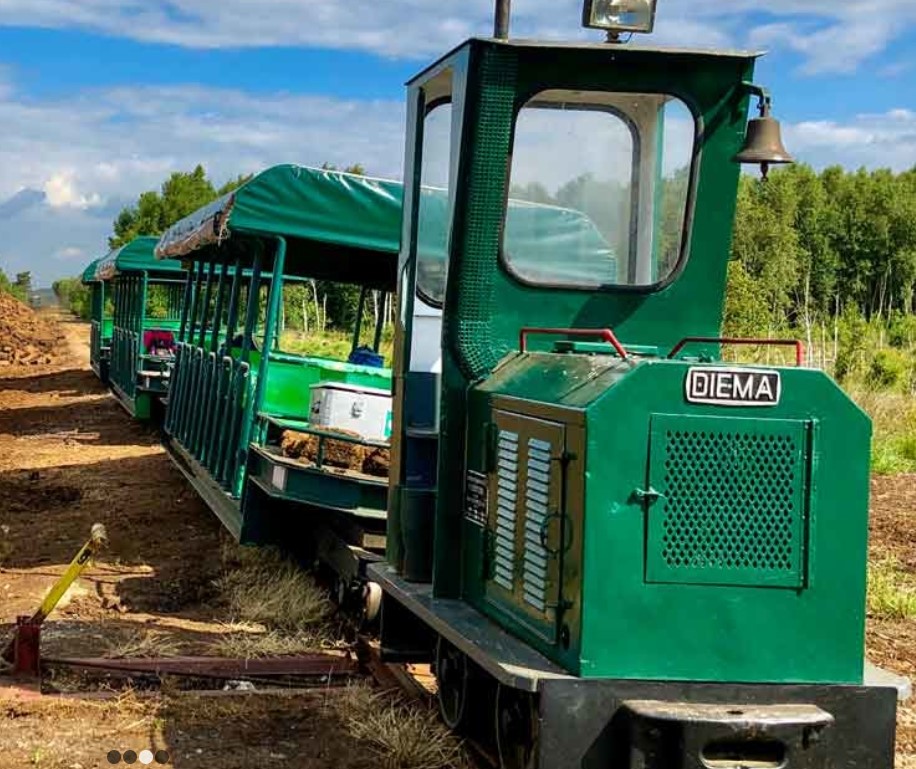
xmin=54 ymin=246 xmax=86 ymax=260
xmin=44 ymin=171 xmax=103 ymax=209
xmin=0 ymin=64 xmax=913 ymax=287
xmin=784 ymin=109 xmax=916 ymax=171
xmin=0 ymin=0 xmax=913 ymax=73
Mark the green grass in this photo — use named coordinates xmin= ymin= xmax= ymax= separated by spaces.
xmin=279 ymin=329 xmax=394 ymax=366
xmin=868 ymin=559 xmax=916 ymax=620
xmin=848 ymin=386 xmax=916 ymax=474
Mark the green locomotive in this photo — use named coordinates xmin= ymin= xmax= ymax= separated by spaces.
xmin=363 ymin=2 xmax=903 ymax=767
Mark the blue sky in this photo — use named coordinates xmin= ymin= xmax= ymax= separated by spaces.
xmin=0 ymin=0 xmax=913 ymax=286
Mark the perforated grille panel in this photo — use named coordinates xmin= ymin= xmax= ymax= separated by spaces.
xmin=646 ymin=414 xmax=809 ymax=588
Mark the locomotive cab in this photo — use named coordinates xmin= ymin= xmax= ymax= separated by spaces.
xmin=371 ymin=23 xmax=903 ymax=769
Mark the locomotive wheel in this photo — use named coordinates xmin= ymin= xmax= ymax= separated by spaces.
xmin=495 ymin=684 xmax=539 ymax=769
xmin=435 ymin=637 xmax=471 ymax=730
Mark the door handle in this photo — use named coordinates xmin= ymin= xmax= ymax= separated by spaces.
xmin=633 ymin=487 xmax=665 ymax=506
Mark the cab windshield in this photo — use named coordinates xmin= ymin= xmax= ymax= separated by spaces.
xmin=503 ymin=90 xmax=695 ymax=288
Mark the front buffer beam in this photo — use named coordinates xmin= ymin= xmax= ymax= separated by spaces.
xmin=538 ymin=677 xmax=897 ymax=769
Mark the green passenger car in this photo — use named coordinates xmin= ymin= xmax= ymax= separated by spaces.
xmin=90 ymin=237 xmax=186 ymax=419
xmin=156 ymin=165 xmax=404 ymax=609
xmin=81 ymin=257 xmax=112 ymax=383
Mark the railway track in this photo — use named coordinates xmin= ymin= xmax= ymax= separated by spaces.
xmin=32 ymin=638 xmax=499 ymax=768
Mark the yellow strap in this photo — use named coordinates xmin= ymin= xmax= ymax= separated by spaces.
xmin=31 ymin=525 xmax=107 ymax=623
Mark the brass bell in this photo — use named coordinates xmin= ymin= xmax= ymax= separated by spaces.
xmin=735 ymin=99 xmax=794 ymax=179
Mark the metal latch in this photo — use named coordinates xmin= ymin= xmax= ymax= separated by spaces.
xmin=633 ymin=486 xmax=665 ymax=505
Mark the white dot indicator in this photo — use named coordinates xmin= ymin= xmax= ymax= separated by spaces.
xmin=139 ymin=750 xmax=154 ymax=765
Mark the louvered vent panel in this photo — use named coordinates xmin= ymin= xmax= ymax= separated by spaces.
xmin=494 ymin=430 xmax=519 ymax=592
xmin=522 ymin=438 xmax=552 ymax=611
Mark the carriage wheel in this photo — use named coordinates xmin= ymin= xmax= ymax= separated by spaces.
xmin=361 ymin=581 xmax=382 ymax=625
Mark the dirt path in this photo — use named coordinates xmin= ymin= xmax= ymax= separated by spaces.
xmin=0 ymin=315 xmax=227 ymax=654
xmin=0 ymin=314 xmax=403 ymax=769
xmin=868 ymin=474 xmax=916 ymax=768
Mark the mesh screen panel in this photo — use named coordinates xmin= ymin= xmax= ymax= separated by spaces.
xmin=647 ymin=414 xmax=809 ymax=588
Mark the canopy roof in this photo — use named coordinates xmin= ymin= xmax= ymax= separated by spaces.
xmin=81 ymin=258 xmax=103 ymax=285
xmin=90 ymin=237 xmax=185 ymax=282
xmin=155 ymin=164 xmax=614 ymax=290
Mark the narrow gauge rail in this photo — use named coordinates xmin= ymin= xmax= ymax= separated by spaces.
xmin=78 ymin=0 xmax=905 ymax=766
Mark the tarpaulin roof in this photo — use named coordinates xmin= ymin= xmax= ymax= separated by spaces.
xmin=155 ymin=164 xmax=615 ymax=289
xmin=81 ymin=258 xmax=103 ymax=285
xmin=90 ymin=237 xmax=186 ymax=282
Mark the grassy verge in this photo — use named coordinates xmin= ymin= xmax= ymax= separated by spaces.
xmin=278 ymin=329 xmax=394 ymax=366
xmin=332 ymin=684 xmax=472 ymax=769
xmin=868 ymin=559 xmax=916 ymax=620
xmin=847 ymin=386 xmax=916 ymax=474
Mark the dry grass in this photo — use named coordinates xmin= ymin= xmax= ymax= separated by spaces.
xmin=869 ymin=559 xmax=916 ymax=620
xmin=104 ymin=628 xmax=184 ymax=659
xmin=211 ymin=623 xmax=334 ymax=659
xmin=212 ymin=544 xmax=338 ymax=658
xmin=217 ymin=544 xmax=332 ymax=633
xmin=332 ymin=684 xmax=471 ymax=769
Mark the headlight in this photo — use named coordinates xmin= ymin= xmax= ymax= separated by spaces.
xmin=582 ymin=0 xmax=657 ymax=35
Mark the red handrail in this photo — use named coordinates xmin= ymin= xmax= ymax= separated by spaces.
xmin=519 ymin=327 xmax=628 ymax=360
xmin=667 ymin=337 xmax=805 ymax=367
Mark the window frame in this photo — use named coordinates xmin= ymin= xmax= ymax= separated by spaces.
xmin=415 ymin=96 xmax=454 ymax=310
xmin=499 ymin=88 xmax=702 ymax=295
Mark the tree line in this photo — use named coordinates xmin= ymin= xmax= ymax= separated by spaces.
xmin=48 ymin=161 xmax=916 ymax=385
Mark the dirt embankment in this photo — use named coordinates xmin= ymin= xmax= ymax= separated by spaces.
xmin=0 ymin=293 xmax=65 ymax=367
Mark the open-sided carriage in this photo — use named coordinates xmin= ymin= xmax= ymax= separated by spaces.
xmin=81 ymin=257 xmax=112 ymax=383
xmin=156 ymin=165 xmax=408 ymax=613
xmin=90 ymin=237 xmax=186 ymax=419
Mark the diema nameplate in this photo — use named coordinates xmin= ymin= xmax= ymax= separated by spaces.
xmin=685 ymin=367 xmax=781 ymax=407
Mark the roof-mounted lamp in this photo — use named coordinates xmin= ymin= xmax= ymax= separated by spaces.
xmin=735 ymin=86 xmax=794 ymax=180
xmin=582 ymin=0 xmax=658 ymax=41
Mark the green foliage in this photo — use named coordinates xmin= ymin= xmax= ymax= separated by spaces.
xmin=53 ymin=277 xmax=91 ymax=319
xmin=0 ymin=268 xmax=27 ymax=302
xmin=733 ymin=164 xmax=916 ymax=324
xmin=868 ymin=559 xmax=916 ymax=619
xmin=109 ymin=165 xmax=247 ymax=248
xmin=218 ymin=173 xmax=254 ymax=195
xmin=321 ymin=162 xmax=366 ymax=176
xmin=722 ymin=261 xmax=771 ymax=338
xmin=867 ymin=348 xmax=911 ymax=390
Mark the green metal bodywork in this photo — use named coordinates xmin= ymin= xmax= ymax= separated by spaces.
xmin=459 ymin=353 xmax=870 ymax=683
xmin=82 ymin=257 xmax=112 ymax=381
xmin=381 ymin=38 xmax=875 ymax=688
xmin=157 ymin=166 xmax=401 ymax=544
xmin=82 ymin=240 xmax=185 ymax=400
